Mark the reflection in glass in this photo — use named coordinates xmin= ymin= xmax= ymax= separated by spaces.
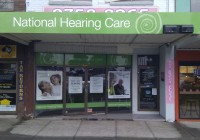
xmin=179 ymin=65 xmax=200 ymax=119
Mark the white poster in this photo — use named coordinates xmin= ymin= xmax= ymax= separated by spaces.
xmin=108 ymin=71 xmax=130 ymax=99
xmin=152 ymin=88 xmax=157 ymax=95
xmin=90 ymin=77 xmax=103 ymax=93
xmin=0 ymin=105 xmax=16 ymax=111
xmin=68 ymin=76 xmax=83 ymax=94
xmin=36 ymin=70 xmax=63 ymax=101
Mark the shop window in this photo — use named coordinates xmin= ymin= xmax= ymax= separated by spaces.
xmin=35 ymin=66 xmax=64 ymax=115
xmin=0 ymin=63 xmax=16 ymax=112
xmin=0 ymin=63 xmax=16 ymax=90
xmin=179 ymin=62 xmax=200 ymax=119
xmin=107 ymin=66 xmax=132 ymax=113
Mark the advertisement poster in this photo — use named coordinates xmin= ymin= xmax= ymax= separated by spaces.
xmin=36 ymin=71 xmax=63 ymax=101
xmin=0 ymin=93 xmax=16 ymax=111
xmin=68 ymin=76 xmax=83 ymax=94
xmin=0 ymin=63 xmax=16 ymax=90
xmin=0 ymin=45 xmax=16 ymax=58
xmin=140 ymin=88 xmax=157 ymax=110
xmin=108 ymin=71 xmax=130 ymax=99
xmin=90 ymin=77 xmax=103 ymax=93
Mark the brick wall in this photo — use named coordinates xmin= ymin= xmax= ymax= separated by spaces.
xmin=14 ymin=0 xmax=25 ymax=11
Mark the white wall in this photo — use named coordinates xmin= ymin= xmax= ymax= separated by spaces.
xmin=159 ymin=44 xmax=175 ymax=122
xmin=159 ymin=45 xmax=166 ymax=118
xmin=26 ymin=0 xmax=49 ymax=12
xmin=165 ymin=44 xmax=175 ymax=122
xmin=154 ymin=0 xmax=175 ymax=12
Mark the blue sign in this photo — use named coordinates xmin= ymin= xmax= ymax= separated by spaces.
xmin=194 ymin=69 xmax=200 ymax=76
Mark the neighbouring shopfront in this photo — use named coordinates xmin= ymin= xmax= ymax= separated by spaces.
xmin=176 ymin=51 xmax=200 ymax=120
xmin=35 ymin=53 xmax=132 ymax=115
xmin=0 ymin=40 xmax=26 ymax=115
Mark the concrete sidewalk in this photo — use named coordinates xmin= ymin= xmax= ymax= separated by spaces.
xmin=6 ymin=118 xmax=200 ymax=140
xmin=0 ymin=115 xmax=200 ymax=140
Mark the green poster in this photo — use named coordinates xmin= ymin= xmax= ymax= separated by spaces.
xmin=36 ymin=53 xmax=64 ymax=65
xmin=65 ymin=54 xmax=106 ymax=66
xmin=107 ymin=55 xmax=132 ymax=66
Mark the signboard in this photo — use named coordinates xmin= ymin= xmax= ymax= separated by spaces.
xmin=1 ymin=12 xmax=200 ymax=34
xmin=0 ymin=63 xmax=16 ymax=90
xmin=18 ymin=61 xmax=24 ymax=102
xmin=138 ymin=55 xmax=159 ymax=66
xmin=165 ymin=59 xmax=175 ymax=104
xmin=68 ymin=76 xmax=83 ymax=94
xmin=0 ymin=45 xmax=16 ymax=58
xmin=44 ymin=6 xmax=158 ymax=13
xmin=0 ymin=93 xmax=16 ymax=111
xmin=90 ymin=77 xmax=103 ymax=93
xmin=108 ymin=71 xmax=130 ymax=99
xmin=36 ymin=70 xmax=63 ymax=101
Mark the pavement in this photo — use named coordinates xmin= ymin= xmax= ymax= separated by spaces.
xmin=0 ymin=114 xmax=200 ymax=140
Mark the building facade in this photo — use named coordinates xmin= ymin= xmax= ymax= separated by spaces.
xmin=0 ymin=0 xmax=200 ymax=122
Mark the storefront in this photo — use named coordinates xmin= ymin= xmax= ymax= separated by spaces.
xmin=0 ymin=37 xmax=27 ymax=115
xmin=176 ymin=51 xmax=200 ymax=121
xmin=0 ymin=12 xmax=200 ymax=121
xmin=35 ymin=52 xmax=132 ymax=115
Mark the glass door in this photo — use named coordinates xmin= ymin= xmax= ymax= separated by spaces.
xmin=65 ymin=67 xmax=87 ymax=114
xmin=88 ymin=67 xmax=106 ymax=113
xmin=138 ymin=66 xmax=159 ymax=111
xmin=65 ymin=67 xmax=106 ymax=114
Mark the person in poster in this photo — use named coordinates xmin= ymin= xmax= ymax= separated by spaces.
xmin=108 ymin=72 xmax=118 ymax=95
xmin=36 ymin=71 xmax=63 ymax=100
xmin=114 ymin=79 xmax=125 ymax=95
xmin=50 ymin=74 xmax=62 ymax=96
xmin=38 ymin=81 xmax=52 ymax=97
xmin=108 ymin=71 xmax=130 ymax=99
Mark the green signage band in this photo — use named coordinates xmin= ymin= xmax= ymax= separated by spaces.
xmin=0 ymin=12 xmax=200 ymax=34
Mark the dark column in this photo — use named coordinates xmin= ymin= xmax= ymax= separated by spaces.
xmin=23 ymin=42 xmax=35 ymax=117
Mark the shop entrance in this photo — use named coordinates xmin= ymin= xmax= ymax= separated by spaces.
xmin=138 ymin=66 xmax=159 ymax=111
xmin=65 ymin=66 xmax=106 ymax=114
xmin=137 ymin=55 xmax=159 ymax=111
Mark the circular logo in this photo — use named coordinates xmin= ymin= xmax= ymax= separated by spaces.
xmin=135 ymin=13 xmax=162 ymax=34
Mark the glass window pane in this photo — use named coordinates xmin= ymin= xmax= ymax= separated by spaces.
xmin=0 ymin=63 xmax=16 ymax=90
xmin=179 ymin=63 xmax=200 ymax=119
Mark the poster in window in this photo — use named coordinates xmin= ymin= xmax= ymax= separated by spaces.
xmin=90 ymin=77 xmax=103 ymax=93
xmin=140 ymin=88 xmax=157 ymax=110
xmin=36 ymin=71 xmax=63 ymax=101
xmin=68 ymin=76 xmax=83 ymax=94
xmin=0 ymin=45 xmax=16 ymax=58
xmin=0 ymin=93 xmax=16 ymax=111
xmin=0 ymin=63 xmax=16 ymax=90
xmin=108 ymin=71 xmax=130 ymax=99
